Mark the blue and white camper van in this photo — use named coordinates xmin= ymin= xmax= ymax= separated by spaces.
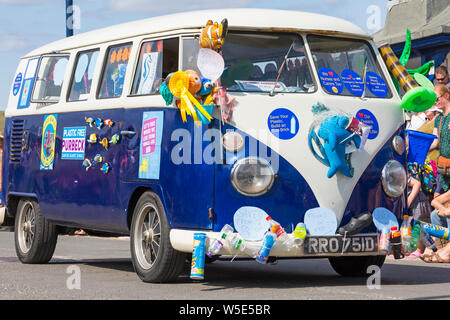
xmin=1 ymin=9 xmax=407 ymax=282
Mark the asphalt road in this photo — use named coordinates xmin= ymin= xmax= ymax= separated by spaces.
xmin=1 ymin=231 xmax=449 ymax=300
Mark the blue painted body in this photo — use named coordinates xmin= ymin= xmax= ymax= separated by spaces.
xmin=2 ymin=107 xmax=406 ymax=235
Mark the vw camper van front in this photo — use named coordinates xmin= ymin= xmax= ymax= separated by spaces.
xmin=2 ymin=9 xmax=408 ymax=282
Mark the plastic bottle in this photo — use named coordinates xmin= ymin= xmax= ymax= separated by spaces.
xmin=293 ymin=223 xmax=307 ymax=246
xmin=390 ymin=226 xmax=404 ymax=259
xmin=207 ymin=224 xmax=234 ymax=257
xmin=227 ymin=233 xmax=258 ymax=258
xmin=400 ymin=215 xmax=412 ymax=254
xmin=410 ymin=221 xmax=422 ymax=251
xmin=265 ymin=216 xmax=289 ymax=245
xmin=420 ymin=228 xmax=438 ymax=253
xmin=255 ymin=225 xmax=277 ymax=264
xmin=378 ymin=227 xmax=390 ymax=254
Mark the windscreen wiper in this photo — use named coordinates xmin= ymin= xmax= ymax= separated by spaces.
xmin=269 ymin=38 xmax=299 ymax=96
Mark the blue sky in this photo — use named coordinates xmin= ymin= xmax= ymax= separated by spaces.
xmin=0 ymin=0 xmax=389 ymax=109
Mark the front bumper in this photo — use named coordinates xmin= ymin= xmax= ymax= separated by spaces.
xmin=170 ymin=229 xmax=383 ymax=258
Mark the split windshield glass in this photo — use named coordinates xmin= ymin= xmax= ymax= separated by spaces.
xmin=220 ymin=32 xmax=315 ymax=93
xmin=307 ymin=35 xmax=391 ymax=98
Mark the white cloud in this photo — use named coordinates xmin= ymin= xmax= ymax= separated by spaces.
xmin=0 ymin=32 xmax=28 ymax=52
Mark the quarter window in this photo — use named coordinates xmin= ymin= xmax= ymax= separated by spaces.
xmin=68 ymin=49 xmax=99 ymax=101
xmin=131 ymin=38 xmax=178 ymax=95
xmin=32 ymin=55 xmax=69 ymax=103
xmin=98 ymin=43 xmax=132 ymax=99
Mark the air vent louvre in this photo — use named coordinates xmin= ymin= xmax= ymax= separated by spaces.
xmin=9 ymin=120 xmax=24 ymax=163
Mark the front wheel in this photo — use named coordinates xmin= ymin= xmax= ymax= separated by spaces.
xmin=14 ymin=198 xmax=58 ymax=264
xmin=328 ymin=255 xmax=386 ymax=277
xmin=130 ymin=191 xmax=187 ymax=283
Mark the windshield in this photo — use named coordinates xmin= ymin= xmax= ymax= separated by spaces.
xmin=221 ymin=32 xmax=315 ymax=93
xmin=307 ymin=35 xmax=391 ymax=98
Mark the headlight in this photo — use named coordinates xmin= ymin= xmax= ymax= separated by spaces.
xmin=230 ymin=157 xmax=274 ymax=196
xmin=392 ymin=136 xmax=405 ymax=155
xmin=381 ymin=160 xmax=407 ymax=198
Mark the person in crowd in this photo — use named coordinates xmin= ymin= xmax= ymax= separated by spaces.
xmin=429 ymin=85 xmax=450 ymax=196
xmin=434 ymin=65 xmax=450 ymax=90
xmin=423 ymin=194 xmax=450 ymax=262
xmin=419 ymin=84 xmax=450 ymax=262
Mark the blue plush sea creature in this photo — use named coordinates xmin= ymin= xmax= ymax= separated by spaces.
xmin=310 ymin=115 xmax=361 ymax=178
xmin=197 ymin=77 xmax=213 ymax=96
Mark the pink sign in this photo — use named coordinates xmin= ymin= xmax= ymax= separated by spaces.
xmin=142 ymin=117 xmax=157 ymax=155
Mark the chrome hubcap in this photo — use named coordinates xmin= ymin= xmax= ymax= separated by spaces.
xmin=18 ymin=202 xmax=36 ymax=254
xmin=134 ymin=203 xmax=161 ymax=270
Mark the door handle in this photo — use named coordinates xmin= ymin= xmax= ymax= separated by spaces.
xmin=120 ymin=130 xmax=136 ymax=137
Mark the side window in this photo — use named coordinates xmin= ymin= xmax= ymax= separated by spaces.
xmin=131 ymin=38 xmax=178 ymax=95
xmin=32 ymin=55 xmax=69 ymax=103
xmin=182 ymin=38 xmax=200 ymax=74
xmin=98 ymin=43 xmax=132 ymax=99
xmin=68 ymin=49 xmax=99 ymax=101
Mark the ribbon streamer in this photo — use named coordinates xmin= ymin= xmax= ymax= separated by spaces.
xmin=169 ymin=71 xmax=213 ymax=126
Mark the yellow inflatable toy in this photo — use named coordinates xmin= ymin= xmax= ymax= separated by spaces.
xmin=199 ymin=19 xmax=228 ymax=51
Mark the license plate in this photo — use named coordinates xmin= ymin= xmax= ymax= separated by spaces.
xmin=303 ymin=234 xmax=378 ymax=255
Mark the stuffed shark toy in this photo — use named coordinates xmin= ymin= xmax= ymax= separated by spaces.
xmin=309 ymin=103 xmax=363 ymax=178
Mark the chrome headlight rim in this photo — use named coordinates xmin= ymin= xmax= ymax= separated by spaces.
xmin=230 ymin=156 xmax=275 ymax=197
xmin=381 ymin=160 xmax=407 ymax=198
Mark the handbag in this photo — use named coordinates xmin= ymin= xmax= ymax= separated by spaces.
xmin=437 ymin=115 xmax=450 ymax=176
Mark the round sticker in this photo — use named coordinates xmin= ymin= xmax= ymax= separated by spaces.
xmin=341 ymin=69 xmax=364 ymax=96
xmin=365 ymin=71 xmax=388 ymax=98
xmin=268 ymin=108 xmax=299 ymax=140
xmin=13 ymin=73 xmax=22 ymax=96
xmin=41 ymin=115 xmax=58 ymax=169
xmin=304 ymin=207 xmax=338 ymax=236
xmin=318 ymin=67 xmax=343 ymax=95
xmin=355 ymin=109 xmax=379 ymax=140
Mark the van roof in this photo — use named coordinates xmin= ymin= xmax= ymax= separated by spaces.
xmin=25 ymin=8 xmax=369 ymax=58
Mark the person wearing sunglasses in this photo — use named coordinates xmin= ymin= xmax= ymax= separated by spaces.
xmin=434 ymin=66 xmax=450 ymax=90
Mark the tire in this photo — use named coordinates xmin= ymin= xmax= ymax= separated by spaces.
xmin=130 ymin=191 xmax=186 ymax=283
xmin=328 ymin=255 xmax=386 ymax=277
xmin=14 ymin=198 xmax=58 ymax=264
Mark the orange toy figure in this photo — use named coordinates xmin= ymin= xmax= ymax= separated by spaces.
xmin=199 ymin=19 xmax=228 ymax=51
xmin=186 ymin=69 xmax=202 ymax=94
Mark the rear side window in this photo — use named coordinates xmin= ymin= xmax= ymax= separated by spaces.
xmin=98 ymin=43 xmax=132 ymax=99
xmin=32 ymin=55 xmax=69 ymax=103
xmin=68 ymin=49 xmax=99 ymax=101
xmin=131 ymin=38 xmax=178 ymax=95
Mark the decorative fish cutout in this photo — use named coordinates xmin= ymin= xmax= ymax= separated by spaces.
xmin=104 ymin=119 xmax=114 ymax=127
xmin=101 ymin=162 xmax=112 ymax=174
xmin=93 ymin=154 xmax=103 ymax=164
xmin=87 ymin=133 xmax=98 ymax=144
xmin=85 ymin=117 xmax=94 ymax=127
xmin=82 ymin=159 xmax=92 ymax=171
xmin=109 ymin=134 xmax=120 ymax=145
xmin=100 ymin=137 xmax=109 ymax=150
xmin=95 ymin=118 xmax=103 ymax=130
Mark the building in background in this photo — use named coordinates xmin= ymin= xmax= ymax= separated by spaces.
xmin=373 ymin=0 xmax=449 ymax=79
